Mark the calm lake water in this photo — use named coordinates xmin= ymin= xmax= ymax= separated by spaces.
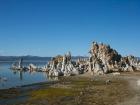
xmin=0 ymin=61 xmax=54 ymax=89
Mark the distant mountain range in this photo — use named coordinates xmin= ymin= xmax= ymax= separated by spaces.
xmin=0 ymin=56 xmax=52 ymax=62
xmin=0 ymin=55 xmax=88 ymax=62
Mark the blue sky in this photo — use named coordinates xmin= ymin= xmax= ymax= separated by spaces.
xmin=0 ymin=0 xmax=140 ymax=57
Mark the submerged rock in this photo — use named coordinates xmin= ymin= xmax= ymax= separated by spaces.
xmin=0 ymin=77 xmax=8 ymax=82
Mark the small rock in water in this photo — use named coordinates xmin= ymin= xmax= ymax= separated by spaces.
xmin=106 ymin=80 xmax=111 ymax=85
xmin=0 ymin=77 xmax=8 ymax=82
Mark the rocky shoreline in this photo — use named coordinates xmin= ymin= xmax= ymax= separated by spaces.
xmin=10 ymin=41 xmax=140 ymax=77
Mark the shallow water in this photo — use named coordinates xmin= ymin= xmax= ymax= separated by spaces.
xmin=0 ymin=61 xmax=50 ymax=89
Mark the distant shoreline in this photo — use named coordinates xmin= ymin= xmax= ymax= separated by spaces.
xmin=0 ymin=61 xmax=49 ymax=62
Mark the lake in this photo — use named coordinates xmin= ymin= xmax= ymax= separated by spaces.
xmin=0 ymin=61 xmax=55 ymax=89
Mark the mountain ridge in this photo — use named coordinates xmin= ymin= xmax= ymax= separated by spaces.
xmin=0 ymin=55 xmax=87 ymax=61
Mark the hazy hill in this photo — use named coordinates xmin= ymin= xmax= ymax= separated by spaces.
xmin=0 ymin=56 xmax=52 ymax=62
xmin=0 ymin=55 xmax=87 ymax=62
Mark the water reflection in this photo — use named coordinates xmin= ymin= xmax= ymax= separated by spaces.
xmin=12 ymin=70 xmax=23 ymax=80
xmin=11 ymin=69 xmax=59 ymax=81
xmin=0 ymin=62 xmax=53 ymax=89
xmin=42 ymin=72 xmax=59 ymax=81
xmin=0 ymin=77 xmax=8 ymax=88
xmin=11 ymin=69 xmax=58 ymax=82
xmin=0 ymin=61 xmax=61 ymax=89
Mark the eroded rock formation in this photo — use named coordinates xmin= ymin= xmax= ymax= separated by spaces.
xmin=13 ymin=41 xmax=139 ymax=76
xmin=120 ymin=55 xmax=140 ymax=72
xmin=46 ymin=52 xmax=84 ymax=76
xmin=88 ymin=41 xmax=140 ymax=75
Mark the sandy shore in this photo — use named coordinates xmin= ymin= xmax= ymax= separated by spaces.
xmin=118 ymin=72 xmax=140 ymax=105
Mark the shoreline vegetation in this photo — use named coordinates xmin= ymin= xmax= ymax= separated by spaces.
xmin=1 ymin=72 xmax=139 ymax=105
